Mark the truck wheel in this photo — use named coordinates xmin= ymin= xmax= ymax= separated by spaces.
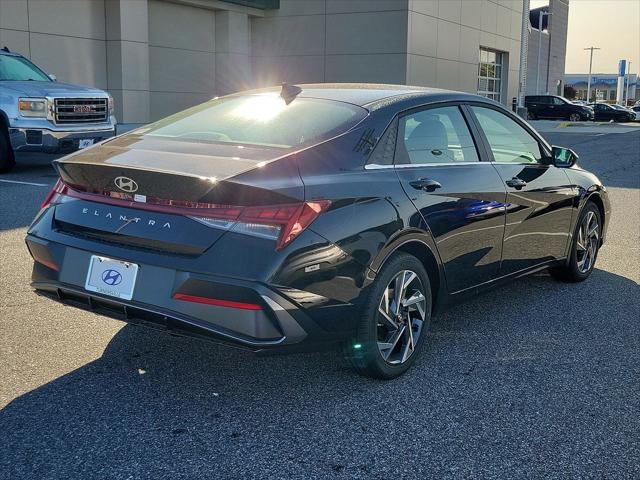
xmin=0 ymin=123 xmax=16 ymax=173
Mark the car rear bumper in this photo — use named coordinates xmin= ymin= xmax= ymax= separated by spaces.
xmin=26 ymin=234 xmax=350 ymax=353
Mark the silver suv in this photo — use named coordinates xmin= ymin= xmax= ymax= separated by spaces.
xmin=0 ymin=47 xmax=116 ymax=172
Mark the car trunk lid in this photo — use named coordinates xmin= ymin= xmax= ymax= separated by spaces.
xmin=51 ymin=134 xmax=305 ymax=254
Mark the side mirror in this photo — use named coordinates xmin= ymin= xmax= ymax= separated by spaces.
xmin=552 ymin=145 xmax=578 ymax=168
xmin=48 ymin=74 xmax=57 ymax=81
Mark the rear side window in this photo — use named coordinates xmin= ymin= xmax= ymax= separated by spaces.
xmin=143 ymin=93 xmax=367 ymax=149
xmin=471 ymin=106 xmax=543 ymax=164
xmin=396 ymin=106 xmax=479 ymax=165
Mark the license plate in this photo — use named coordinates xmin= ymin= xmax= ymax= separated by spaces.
xmin=85 ymin=256 xmax=139 ymax=300
xmin=79 ymin=138 xmax=94 ymax=149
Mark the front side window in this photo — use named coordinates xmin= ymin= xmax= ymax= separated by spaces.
xmin=0 ymin=54 xmax=50 ymax=81
xmin=471 ymin=106 xmax=544 ymax=164
xmin=396 ymin=106 xmax=479 ymax=165
xmin=478 ymin=47 xmax=505 ymax=103
xmin=143 ymin=93 xmax=367 ymax=149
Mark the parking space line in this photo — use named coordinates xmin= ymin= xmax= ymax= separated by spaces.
xmin=0 ymin=179 xmax=50 ymax=187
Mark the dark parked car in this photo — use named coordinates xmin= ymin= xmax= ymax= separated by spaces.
xmin=588 ymin=102 xmax=635 ymax=122
xmin=525 ymin=95 xmax=594 ymax=121
xmin=27 ymin=84 xmax=610 ymax=379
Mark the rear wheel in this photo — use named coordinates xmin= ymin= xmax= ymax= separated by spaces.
xmin=0 ymin=123 xmax=16 ymax=173
xmin=345 ymin=252 xmax=432 ymax=379
xmin=551 ymin=202 xmax=601 ymax=282
xmin=527 ymin=111 xmax=537 ymax=120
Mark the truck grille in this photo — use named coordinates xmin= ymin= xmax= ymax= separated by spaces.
xmin=54 ymin=98 xmax=108 ymax=124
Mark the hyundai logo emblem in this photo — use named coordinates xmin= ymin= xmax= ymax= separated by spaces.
xmin=114 ymin=176 xmax=138 ymax=193
xmin=101 ymin=269 xmax=123 ymax=286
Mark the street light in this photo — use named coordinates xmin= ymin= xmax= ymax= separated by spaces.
xmin=584 ymin=46 xmax=601 ymax=102
xmin=535 ymin=9 xmax=551 ymax=95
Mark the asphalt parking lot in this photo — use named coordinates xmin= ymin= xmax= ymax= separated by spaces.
xmin=1 ymin=128 xmax=639 ymax=479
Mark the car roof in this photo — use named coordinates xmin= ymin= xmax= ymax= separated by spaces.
xmin=231 ymin=83 xmax=469 ymax=107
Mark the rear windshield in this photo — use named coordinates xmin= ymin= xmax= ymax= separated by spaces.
xmin=143 ymin=93 xmax=368 ymax=149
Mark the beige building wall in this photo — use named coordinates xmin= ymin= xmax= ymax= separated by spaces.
xmin=148 ymin=0 xmax=216 ymax=120
xmin=252 ymin=0 xmax=523 ymax=106
xmin=0 ymin=0 xmax=108 ymax=89
xmin=408 ymin=0 xmax=523 ymax=106
xmin=1 ymin=0 xmax=528 ymax=123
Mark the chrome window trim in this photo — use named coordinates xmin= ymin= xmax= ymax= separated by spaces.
xmin=365 ymin=162 xmax=491 ymax=170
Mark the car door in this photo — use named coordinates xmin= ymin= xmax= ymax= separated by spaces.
xmin=392 ymin=104 xmax=508 ymax=293
xmin=593 ymin=103 xmax=611 ymax=121
xmin=552 ymin=96 xmax=570 ymax=119
xmin=468 ymin=105 xmax=575 ymax=274
xmin=544 ymin=96 xmax=566 ymax=119
xmin=537 ymin=96 xmax=554 ymax=118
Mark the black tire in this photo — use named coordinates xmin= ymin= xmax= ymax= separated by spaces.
xmin=550 ymin=201 xmax=602 ymax=282
xmin=0 ymin=123 xmax=16 ymax=173
xmin=569 ymin=113 xmax=581 ymax=122
xmin=527 ymin=111 xmax=537 ymax=121
xmin=345 ymin=252 xmax=432 ymax=379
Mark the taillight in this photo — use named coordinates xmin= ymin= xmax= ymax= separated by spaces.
xmin=240 ymin=201 xmax=331 ymax=250
xmin=44 ymin=179 xmax=330 ymax=250
xmin=40 ymin=178 xmax=68 ymax=210
xmin=192 ymin=201 xmax=330 ymax=249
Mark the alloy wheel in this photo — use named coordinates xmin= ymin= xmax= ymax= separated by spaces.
xmin=576 ymin=210 xmax=599 ymax=273
xmin=569 ymin=113 xmax=581 ymax=122
xmin=376 ymin=270 xmax=426 ymax=364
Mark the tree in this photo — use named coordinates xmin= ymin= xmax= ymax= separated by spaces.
xmin=563 ymin=85 xmax=577 ymax=100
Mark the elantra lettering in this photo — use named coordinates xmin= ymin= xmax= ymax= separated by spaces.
xmin=81 ymin=207 xmax=171 ymax=229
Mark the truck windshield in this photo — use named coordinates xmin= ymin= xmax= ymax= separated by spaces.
xmin=144 ymin=93 xmax=368 ymax=149
xmin=0 ymin=55 xmax=50 ymax=81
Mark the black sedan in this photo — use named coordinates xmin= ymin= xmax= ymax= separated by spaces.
xmin=27 ymin=84 xmax=610 ymax=379
xmin=589 ymin=102 xmax=635 ymax=122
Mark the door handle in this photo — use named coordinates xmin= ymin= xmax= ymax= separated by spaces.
xmin=506 ymin=177 xmax=527 ymax=189
xmin=409 ymin=178 xmax=442 ymax=192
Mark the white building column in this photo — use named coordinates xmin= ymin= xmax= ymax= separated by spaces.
xmin=105 ymin=0 xmax=150 ymax=124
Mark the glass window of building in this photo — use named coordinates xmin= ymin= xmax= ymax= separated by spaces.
xmin=478 ymin=47 xmax=505 ymax=102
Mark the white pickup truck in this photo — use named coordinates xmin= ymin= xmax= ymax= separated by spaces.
xmin=0 ymin=47 xmax=117 ymax=172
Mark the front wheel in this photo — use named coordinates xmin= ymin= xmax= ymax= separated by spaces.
xmin=569 ymin=113 xmax=581 ymax=122
xmin=551 ymin=202 xmax=602 ymax=282
xmin=346 ymin=252 xmax=432 ymax=379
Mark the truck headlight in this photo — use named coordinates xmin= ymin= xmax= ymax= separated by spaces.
xmin=108 ymin=95 xmax=114 ymax=115
xmin=19 ymin=98 xmax=48 ymax=117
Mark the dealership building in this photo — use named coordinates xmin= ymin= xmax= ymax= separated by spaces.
xmin=0 ymin=0 xmax=526 ymax=124
xmin=565 ymin=73 xmax=638 ymax=103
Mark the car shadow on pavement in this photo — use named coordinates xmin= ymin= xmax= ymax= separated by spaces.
xmin=1 ymin=268 xmax=639 ymax=479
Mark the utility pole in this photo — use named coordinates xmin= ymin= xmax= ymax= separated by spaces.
xmin=536 ymin=10 xmax=551 ymax=94
xmin=584 ymin=46 xmax=600 ymax=103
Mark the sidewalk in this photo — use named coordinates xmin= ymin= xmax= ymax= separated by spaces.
xmin=529 ymin=120 xmax=640 ymax=134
